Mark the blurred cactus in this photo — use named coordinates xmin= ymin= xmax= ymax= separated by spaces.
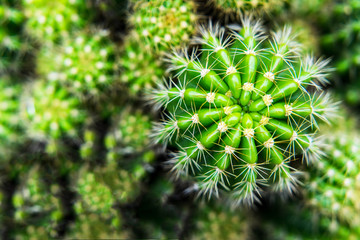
xmin=0 ymin=77 xmax=23 ymax=161
xmin=67 ymin=166 xmax=129 ymax=239
xmin=23 ymin=79 xmax=86 ymax=142
xmin=36 ymin=28 xmax=117 ymax=99
xmin=191 ymin=201 xmax=250 ymax=240
xmin=151 ymin=17 xmax=335 ymax=205
xmin=130 ymin=0 xmax=197 ymax=53
xmin=119 ymin=32 xmax=165 ymax=96
xmin=0 ymin=0 xmax=25 ymax=73
xmin=305 ymin=109 xmax=360 ymax=238
xmin=12 ymin=165 xmax=62 ymax=239
xmin=22 ymin=0 xmax=91 ymax=45
xmin=210 ymin=0 xmax=286 ymax=19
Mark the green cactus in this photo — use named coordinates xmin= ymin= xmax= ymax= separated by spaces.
xmin=0 ymin=77 xmax=23 ymax=161
xmin=67 ymin=166 xmax=129 ymax=239
xmin=36 ymin=28 xmax=117 ymax=99
xmin=22 ymin=0 xmax=91 ymax=45
xmin=119 ymin=32 xmax=165 ymax=96
xmin=12 ymin=165 xmax=62 ymax=239
xmin=105 ymin=106 xmax=156 ymax=183
xmin=23 ymin=79 xmax=86 ymax=142
xmin=305 ymin=109 xmax=360 ymax=238
xmin=0 ymin=0 xmax=25 ymax=73
xmin=210 ymin=0 xmax=286 ymax=18
xmin=191 ymin=201 xmax=250 ymax=240
xmin=151 ymin=17 xmax=336 ymax=205
xmin=130 ymin=0 xmax=197 ymax=53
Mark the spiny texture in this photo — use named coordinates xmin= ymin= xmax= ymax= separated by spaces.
xmin=151 ymin=18 xmax=335 ymax=205
xmin=12 ymin=166 xmax=62 ymax=239
xmin=0 ymin=1 xmax=25 ymax=72
xmin=119 ymin=32 xmax=165 ymax=95
xmin=22 ymin=0 xmax=90 ymax=44
xmin=24 ymin=80 xmax=86 ymax=141
xmin=131 ymin=0 xmax=197 ymax=53
xmin=0 ymin=78 xmax=23 ymax=160
xmin=191 ymin=201 xmax=250 ymax=240
xmin=67 ymin=166 xmax=129 ymax=239
xmin=40 ymin=29 xmax=117 ymax=99
xmin=305 ymin=111 xmax=360 ymax=238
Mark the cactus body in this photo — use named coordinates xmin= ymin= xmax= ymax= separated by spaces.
xmin=24 ymin=80 xmax=85 ymax=141
xmin=12 ymin=166 xmax=62 ymax=239
xmin=67 ymin=166 xmax=129 ymax=239
xmin=151 ymin=18 xmax=335 ymax=204
xmin=120 ymin=32 xmax=165 ymax=95
xmin=131 ymin=0 xmax=197 ymax=53
xmin=22 ymin=0 xmax=90 ymax=44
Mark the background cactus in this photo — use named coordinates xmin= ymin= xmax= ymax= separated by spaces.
xmin=119 ymin=32 xmax=165 ymax=96
xmin=130 ymin=0 xmax=197 ymax=53
xmin=152 ymin=17 xmax=335 ymax=204
xmin=22 ymin=0 xmax=91 ymax=45
xmin=12 ymin=165 xmax=63 ymax=239
xmin=67 ymin=166 xmax=129 ymax=239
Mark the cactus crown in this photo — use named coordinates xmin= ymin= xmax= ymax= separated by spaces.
xmin=151 ymin=17 xmax=336 ymax=205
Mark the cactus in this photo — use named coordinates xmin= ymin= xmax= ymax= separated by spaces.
xmin=151 ymin=17 xmax=336 ymax=205
xmin=12 ymin=165 xmax=62 ymax=239
xmin=191 ymin=201 xmax=250 ymax=240
xmin=0 ymin=1 xmax=25 ymax=73
xmin=305 ymin=109 xmax=360 ymax=238
xmin=130 ymin=0 xmax=197 ymax=53
xmin=22 ymin=0 xmax=91 ymax=45
xmin=0 ymin=77 xmax=23 ymax=161
xmin=119 ymin=32 xmax=165 ymax=96
xmin=67 ymin=165 xmax=129 ymax=239
xmin=36 ymin=28 xmax=117 ymax=99
xmin=210 ymin=0 xmax=286 ymax=19
xmin=23 ymin=79 xmax=86 ymax=142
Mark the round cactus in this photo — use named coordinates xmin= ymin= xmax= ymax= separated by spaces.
xmin=37 ymin=28 xmax=117 ymax=99
xmin=131 ymin=0 xmax=197 ymax=53
xmin=151 ymin=17 xmax=336 ymax=204
xmin=67 ymin=166 xmax=129 ymax=239
xmin=12 ymin=165 xmax=62 ymax=239
xmin=22 ymin=0 xmax=90 ymax=44
xmin=119 ymin=32 xmax=165 ymax=95
xmin=24 ymin=79 xmax=86 ymax=141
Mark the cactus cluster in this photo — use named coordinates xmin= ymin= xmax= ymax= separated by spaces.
xmin=152 ymin=17 xmax=335 ymax=204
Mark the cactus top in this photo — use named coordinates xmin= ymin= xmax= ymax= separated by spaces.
xmin=151 ymin=18 xmax=336 ymax=205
